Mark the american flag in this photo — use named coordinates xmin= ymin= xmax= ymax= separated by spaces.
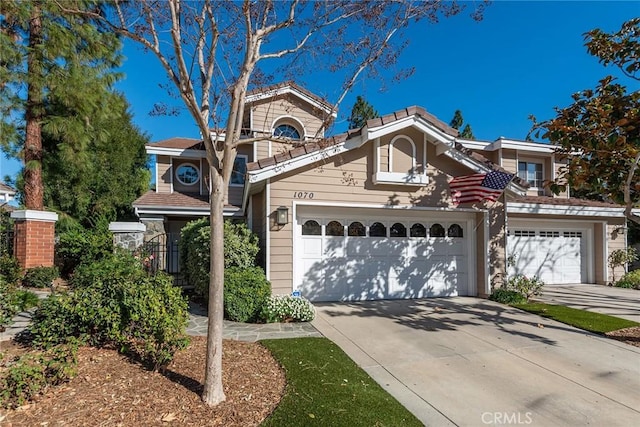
xmin=449 ymin=170 xmax=514 ymax=205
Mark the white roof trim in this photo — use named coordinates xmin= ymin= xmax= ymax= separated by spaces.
xmin=247 ymin=138 xmax=356 ymax=185
xmin=245 ymin=85 xmax=336 ymax=117
xmin=361 ymin=115 xmax=456 ymax=148
xmin=507 ymin=202 xmax=627 ymax=217
xmin=146 ymin=146 xmax=207 ymax=158
xmin=134 ymin=205 xmax=241 ymax=217
xmin=492 ymin=138 xmax=558 ymax=153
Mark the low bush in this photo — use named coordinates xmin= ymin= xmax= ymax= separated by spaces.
xmin=0 ymin=342 xmax=78 ymax=409
xmin=29 ymin=252 xmax=189 ymax=370
xmin=180 ymin=219 xmax=260 ymax=299
xmin=489 ymin=288 xmax=527 ymax=305
xmin=22 ymin=266 xmax=59 ymax=288
xmin=505 ymin=274 xmax=544 ymax=301
xmin=224 ymin=267 xmax=271 ymax=323
xmin=13 ymin=289 xmax=40 ymax=311
xmin=260 ymin=295 xmax=316 ymax=323
xmin=55 ymin=219 xmax=113 ymax=277
xmin=0 ymin=255 xmax=22 ymax=286
xmin=0 ymin=276 xmax=18 ymax=330
xmin=615 ymin=270 xmax=640 ymax=290
xmin=71 ymin=249 xmax=145 ymax=288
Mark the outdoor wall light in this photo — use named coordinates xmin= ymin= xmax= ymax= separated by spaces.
xmin=276 ymin=206 xmax=289 ymax=226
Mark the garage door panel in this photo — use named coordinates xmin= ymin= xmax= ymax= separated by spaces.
xmin=507 ymin=227 xmax=585 ymax=285
xmin=298 ymin=215 xmax=471 ymax=301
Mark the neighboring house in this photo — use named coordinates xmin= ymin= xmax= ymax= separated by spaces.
xmin=133 ymin=82 xmax=628 ymax=301
xmin=0 ymin=182 xmax=15 ymax=205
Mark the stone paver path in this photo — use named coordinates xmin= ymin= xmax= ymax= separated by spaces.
xmin=2 ymin=296 xmax=321 ymax=343
xmin=187 ymin=302 xmax=322 ymax=341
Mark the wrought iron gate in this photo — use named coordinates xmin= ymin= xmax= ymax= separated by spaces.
xmin=139 ymin=232 xmax=186 ymax=287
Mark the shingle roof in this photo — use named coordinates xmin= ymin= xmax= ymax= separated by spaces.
xmin=133 ymin=191 xmax=239 ymax=210
xmin=246 ymin=81 xmax=336 ymax=111
xmin=147 ymin=138 xmax=204 ymax=150
xmin=513 ymin=195 xmax=622 ymax=208
xmin=365 ymin=106 xmax=459 ymax=137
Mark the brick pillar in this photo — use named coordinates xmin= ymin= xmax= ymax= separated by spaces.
xmin=10 ymin=210 xmax=58 ymax=269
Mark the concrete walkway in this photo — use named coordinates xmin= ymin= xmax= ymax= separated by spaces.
xmin=535 ymin=284 xmax=640 ymax=322
xmin=1 ymin=298 xmax=321 ymax=343
xmin=313 ymin=298 xmax=640 ymax=427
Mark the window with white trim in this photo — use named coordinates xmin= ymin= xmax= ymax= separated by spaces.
xmin=564 ymin=231 xmax=583 ymax=238
xmin=273 ymin=124 xmax=301 ymax=140
xmin=539 ymin=231 xmax=560 ymax=238
xmin=513 ymin=230 xmax=536 ymax=237
xmin=175 ymin=163 xmax=200 ymax=186
xmin=518 ymin=161 xmax=543 ymax=188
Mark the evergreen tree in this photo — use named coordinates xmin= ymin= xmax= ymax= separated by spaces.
xmin=348 ymin=96 xmax=379 ymax=129
xmin=449 ymin=109 xmax=475 ymax=139
xmin=0 ymin=0 xmax=121 ymax=209
xmin=41 ymin=93 xmax=150 ymax=225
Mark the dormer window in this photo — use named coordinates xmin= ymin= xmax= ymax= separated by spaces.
xmin=274 ymin=124 xmax=301 ymax=140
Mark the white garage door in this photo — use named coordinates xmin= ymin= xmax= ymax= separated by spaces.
xmin=295 ymin=214 xmax=472 ymax=302
xmin=507 ymin=228 xmax=586 ymax=284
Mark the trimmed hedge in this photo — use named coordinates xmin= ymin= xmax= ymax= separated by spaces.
xmin=224 ymin=267 xmax=271 ymax=322
xmin=180 ymin=219 xmax=259 ymax=300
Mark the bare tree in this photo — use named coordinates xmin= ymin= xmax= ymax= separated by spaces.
xmin=59 ymin=0 xmax=486 ymax=406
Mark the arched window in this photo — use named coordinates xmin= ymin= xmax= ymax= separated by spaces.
xmin=389 ymin=136 xmax=416 ymax=174
xmin=348 ymin=221 xmax=366 ymax=237
xmin=369 ymin=222 xmax=387 ymax=237
xmin=273 ymin=124 xmax=301 ymax=140
xmin=175 ymin=163 xmax=200 ymax=186
xmin=410 ymin=223 xmax=427 ymax=238
xmin=430 ymin=223 xmax=445 ymax=237
xmin=326 ymin=221 xmax=344 ymax=236
xmin=448 ymin=224 xmax=464 ymax=238
xmin=390 ymin=223 xmax=407 ymax=237
xmin=302 ymin=220 xmax=321 ymax=236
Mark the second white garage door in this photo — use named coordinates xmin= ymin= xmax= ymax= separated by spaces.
xmin=507 ymin=224 xmax=588 ymax=284
xmin=295 ymin=212 xmax=473 ymax=302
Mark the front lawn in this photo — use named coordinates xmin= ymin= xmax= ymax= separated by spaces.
xmin=261 ymin=337 xmax=422 ymax=427
xmin=512 ymin=303 xmax=639 ymax=334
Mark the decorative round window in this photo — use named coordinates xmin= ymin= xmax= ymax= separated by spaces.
xmin=175 ymin=163 xmax=200 ymax=186
xmin=273 ymin=124 xmax=301 ymax=140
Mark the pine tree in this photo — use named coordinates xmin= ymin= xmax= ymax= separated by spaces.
xmin=449 ymin=110 xmax=475 ymax=139
xmin=0 ymin=0 xmax=121 ymax=209
xmin=461 ymin=124 xmax=475 ymax=139
xmin=348 ymin=96 xmax=379 ymax=129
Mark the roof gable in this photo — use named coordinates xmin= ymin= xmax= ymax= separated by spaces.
xmin=245 ymin=81 xmax=337 ymax=117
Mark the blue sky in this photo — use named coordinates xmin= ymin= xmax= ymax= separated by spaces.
xmin=1 ymin=1 xmax=638 ymax=185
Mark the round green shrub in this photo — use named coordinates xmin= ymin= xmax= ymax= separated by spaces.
xmin=615 ymin=270 xmax=640 ymax=290
xmin=223 ymin=266 xmax=271 ymax=323
xmin=22 ymin=266 xmax=59 ymax=288
xmin=71 ymin=249 xmax=145 ymax=288
xmin=55 ymin=220 xmax=113 ymax=277
xmin=489 ymin=288 xmax=527 ymax=305
xmin=180 ymin=218 xmax=260 ymax=299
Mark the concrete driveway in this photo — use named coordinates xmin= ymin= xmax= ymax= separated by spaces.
xmin=534 ymin=284 xmax=640 ymax=322
xmin=312 ymin=298 xmax=640 ymax=426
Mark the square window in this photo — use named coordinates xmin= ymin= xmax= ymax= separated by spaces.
xmin=518 ymin=161 xmax=543 ymax=188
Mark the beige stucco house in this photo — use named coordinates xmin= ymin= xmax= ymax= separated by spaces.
xmin=133 ymin=82 xmax=628 ymax=301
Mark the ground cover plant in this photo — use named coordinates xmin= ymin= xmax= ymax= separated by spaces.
xmin=512 ymin=303 xmax=639 ymax=334
xmin=615 ymin=269 xmax=640 ymax=289
xmin=261 ymin=337 xmax=422 ymax=427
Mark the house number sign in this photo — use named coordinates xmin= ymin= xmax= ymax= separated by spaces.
xmin=293 ymin=191 xmax=314 ymax=199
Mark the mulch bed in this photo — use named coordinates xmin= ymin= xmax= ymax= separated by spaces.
xmin=0 ymin=337 xmax=285 ymax=426
xmin=605 ymin=326 xmax=640 ymax=347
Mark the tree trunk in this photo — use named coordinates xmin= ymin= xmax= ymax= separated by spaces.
xmin=201 ymin=165 xmax=226 ymax=405
xmin=24 ymin=2 xmax=44 ymax=210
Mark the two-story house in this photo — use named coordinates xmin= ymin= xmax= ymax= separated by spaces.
xmin=133 ymin=82 xmax=628 ymax=301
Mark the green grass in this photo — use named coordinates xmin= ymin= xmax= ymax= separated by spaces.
xmin=261 ymin=337 xmax=422 ymax=427
xmin=512 ymin=303 xmax=639 ymax=334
